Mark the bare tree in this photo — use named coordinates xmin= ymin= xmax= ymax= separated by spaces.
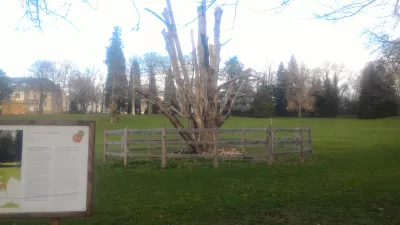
xmin=159 ymin=56 xmax=178 ymax=110
xmin=28 ymin=60 xmax=57 ymax=113
xmin=70 ymin=68 xmax=96 ymax=113
xmin=56 ymin=60 xmax=77 ymax=112
xmin=142 ymin=52 xmax=160 ymax=114
xmin=383 ymin=51 xmax=400 ymax=115
xmin=91 ymin=68 xmax=105 ymax=113
xmin=287 ymin=63 xmax=314 ymax=117
xmin=135 ymin=0 xmax=257 ymax=153
xmin=18 ymin=0 xmax=99 ymax=30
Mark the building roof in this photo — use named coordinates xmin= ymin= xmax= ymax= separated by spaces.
xmin=10 ymin=77 xmax=61 ymax=92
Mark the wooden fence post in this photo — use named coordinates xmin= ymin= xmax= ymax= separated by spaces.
xmin=103 ymin=129 xmax=108 ymax=164
xmin=308 ymin=128 xmax=312 ymax=159
xmin=268 ymin=126 xmax=273 ymax=166
xmin=123 ymin=127 xmax=129 ymax=166
xmin=148 ymin=133 xmax=152 ymax=154
xmin=177 ymin=133 xmax=182 ymax=151
xmin=300 ymin=127 xmax=305 ymax=164
xmin=242 ymin=131 xmax=246 ymax=157
xmin=265 ymin=127 xmax=269 ymax=164
xmin=271 ymin=127 xmax=275 ymax=155
xmin=161 ymin=127 xmax=167 ymax=168
xmin=213 ymin=128 xmax=219 ymax=168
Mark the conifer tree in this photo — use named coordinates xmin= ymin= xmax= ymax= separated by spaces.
xmin=358 ymin=61 xmax=398 ymax=118
xmin=105 ymin=26 xmax=127 ymax=123
xmin=274 ymin=62 xmax=287 ymax=116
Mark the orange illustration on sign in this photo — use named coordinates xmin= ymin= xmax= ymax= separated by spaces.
xmin=72 ymin=130 xmax=85 ymax=143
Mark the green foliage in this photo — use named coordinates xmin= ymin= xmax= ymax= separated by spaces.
xmin=310 ymin=72 xmax=339 ymax=117
xmin=223 ymin=55 xmax=244 ymax=80
xmin=129 ymin=56 xmax=142 ymax=114
xmin=2 ymin=114 xmax=400 ymax=225
xmin=358 ymin=61 xmax=398 ymax=119
xmin=221 ymin=56 xmax=254 ymax=113
xmin=0 ymin=131 xmax=21 ymax=163
xmin=320 ymin=76 xmax=337 ymax=117
xmin=0 ymin=69 xmax=13 ymax=103
xmin=104 ymin=26 xmax=127 ymax=110
xmin=250 ymin=83 xmax=274 ymax=117
xmin=143 ymin=52 xmax=161 ymax=114
xmin=274 ymin=62 xmax=288 ymax=116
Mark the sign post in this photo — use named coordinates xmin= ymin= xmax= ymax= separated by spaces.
xmin=52 ymin=218 xmax=61 ymax=225
xmin=0 ymin=120 xmax=95 ymax=224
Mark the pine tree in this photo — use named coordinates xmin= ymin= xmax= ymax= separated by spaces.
xmin=105 ymin=26 xmax=127 ymax=122
xmin=274 ymin=62 xmax=287 ymax=116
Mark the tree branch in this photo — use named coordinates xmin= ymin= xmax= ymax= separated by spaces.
xmin=145 ymin=8 xmax=168 ymax=27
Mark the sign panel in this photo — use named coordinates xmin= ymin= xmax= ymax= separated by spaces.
xmin=0 ymin=120 xmax=95 ymax=218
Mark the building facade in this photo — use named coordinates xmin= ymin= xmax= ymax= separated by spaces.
xmin=6 ymin=77 xmax=63 ymax=114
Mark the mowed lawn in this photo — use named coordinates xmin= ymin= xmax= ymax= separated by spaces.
xmin=2 ymin=114 xmax=400 ymax=225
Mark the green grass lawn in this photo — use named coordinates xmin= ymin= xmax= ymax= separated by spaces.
xmin=0 ymin=166 xmax=21 ymax=181
xmin=2 ymin=114 xmax=400 ymax=225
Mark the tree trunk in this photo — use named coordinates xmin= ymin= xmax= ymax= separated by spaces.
xmin=298 ymin=105 xmax=302 ymax=118
xmin=148 ymin=102 xmax=153 ymax=114
xmin=110 ymin=66 xmax=117 ymax=123
xmin=39 ymin=88 xmax=44 ymax=114
xmin=398 ymin=103 xmax=400 ymax=116
xmin=136 ymin=0 xmax=254 ymax=153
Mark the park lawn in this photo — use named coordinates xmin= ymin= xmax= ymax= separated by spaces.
xmin=0 ymin=166 xmax=21 ymax=184
xmin=1 ymin=114 xmax=400 ymax=225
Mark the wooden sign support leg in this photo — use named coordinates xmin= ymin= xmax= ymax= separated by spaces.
xmin=52 ymin=218 xmax=61 ymax=225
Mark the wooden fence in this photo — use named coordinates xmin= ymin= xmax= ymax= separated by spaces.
xmin=103 ymin=126 xmax=312 ymax=168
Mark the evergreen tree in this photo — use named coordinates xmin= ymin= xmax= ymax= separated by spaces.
xmin=250 ymin=82 xmax=275 ymax=117
xmin=0 ymin=69 xmax=13 ymax=105
xmin=320 ymin=76 xmax=336 ymax=117
xmin=131 ymin=57 xmax=142 ymax=114
xmin=105 ymin=26 xmax=127 ymax=121
xmin=220 ymin=56 xmax=254 ymax=113
xmin=143 ymin=52 xmax=160 ymax=114
xmin=224 ymin=56 xmax=244 ymax=80
xmin=274 ymin=62 xmax=287 ymax=116
xmin=358 ymin=60 xmax=398 ymax=118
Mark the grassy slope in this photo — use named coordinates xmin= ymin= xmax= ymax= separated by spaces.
xmin=2 ymin=115 xmax=400 ymax=225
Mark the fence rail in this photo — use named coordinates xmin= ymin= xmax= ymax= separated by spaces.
xmin=103 ymin=126 xmax=312 ymax=168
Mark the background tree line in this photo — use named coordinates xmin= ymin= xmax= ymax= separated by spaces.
xmin=245 ymin=53 xmax=399 ymax=119
xmin=1 ymin=25 xmax=399 ymax=120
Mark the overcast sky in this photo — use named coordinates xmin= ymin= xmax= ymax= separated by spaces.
xmin=0 ymin=0 xmax=382 ymax=77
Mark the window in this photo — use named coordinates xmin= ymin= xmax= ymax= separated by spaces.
xmin=14 ymin=93 xmax=20 ymax=99
xmin=33 ymin=94 xmax=36 ymax=100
